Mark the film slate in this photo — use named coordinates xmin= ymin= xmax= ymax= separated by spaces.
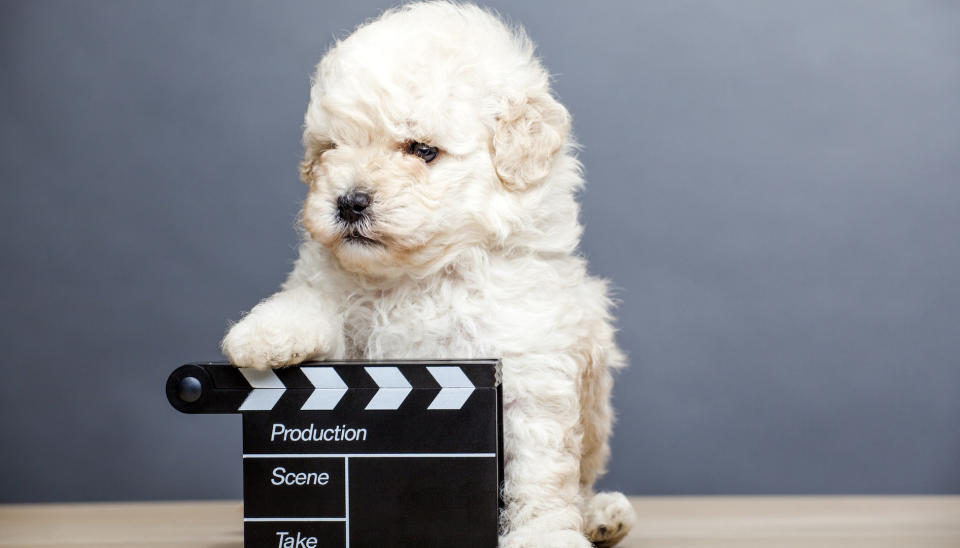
xmin=166 ymin=360 xmax=503 ymax=548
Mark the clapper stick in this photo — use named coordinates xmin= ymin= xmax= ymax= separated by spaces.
xmin=166 ymin=360 xmax=503 ymax=548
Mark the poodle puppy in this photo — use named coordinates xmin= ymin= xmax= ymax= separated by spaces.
xmin=221 ymin=3 xmax=635 ymax=546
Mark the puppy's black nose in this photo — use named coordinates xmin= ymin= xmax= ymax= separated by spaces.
xmin=337 ymin=191 xmax=371 ymax=224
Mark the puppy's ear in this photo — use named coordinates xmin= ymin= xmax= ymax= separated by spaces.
xmin=299 ymin=136 xmax=332 ymax=185
xmin=492 ymin=91 xmax=571 ymax=191
xmin=299 ymin=140 xmax=320 ymax=185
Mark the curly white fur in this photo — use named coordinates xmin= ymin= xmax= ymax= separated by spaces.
xmin=221 ymin=3 xmax=635 ymax=546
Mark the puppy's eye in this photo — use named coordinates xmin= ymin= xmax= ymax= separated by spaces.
xmin=407 ymin=141 xmax=439 ymax=163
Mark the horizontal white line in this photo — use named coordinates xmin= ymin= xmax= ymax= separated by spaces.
xmin=244 ymin=517 xmax=346 ymax=522
xmin=243 ymin=453 xmax=496 ymax=459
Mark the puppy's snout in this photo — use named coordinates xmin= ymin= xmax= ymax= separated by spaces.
xmin=337 ymin=191 xmax=371 ymax=224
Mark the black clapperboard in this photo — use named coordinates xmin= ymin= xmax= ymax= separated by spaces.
xmin=166 ymin=360 xmax=503 ymax=548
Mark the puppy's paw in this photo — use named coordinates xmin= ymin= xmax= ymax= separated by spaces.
xmin=500 ymin=529 xmax=592 ymax=548
xmin=583 ymin=492 xmax=636 ymax=548
xmin=221 ymin=315 xmax=328 ymax=370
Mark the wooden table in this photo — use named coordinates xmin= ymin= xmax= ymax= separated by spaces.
xmin=1 ymin=497 xmax=958 ymax=547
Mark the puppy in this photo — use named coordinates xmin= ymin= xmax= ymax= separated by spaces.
xmin=221 ymin=3 xmax=635 ymax=546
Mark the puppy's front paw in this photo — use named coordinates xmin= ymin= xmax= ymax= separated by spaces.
xmin=500 ymin=529 xmax=592 ymax=548
xmin=221 ymin=315 xmax=328 ymax=370
xmin=583 ymin=492 xmax=635 ymax=548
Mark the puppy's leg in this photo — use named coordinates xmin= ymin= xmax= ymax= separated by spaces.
xmin=578 ymin=366 xmax=635 ymax=547
xmin=578 ymin=364 xmax=614 ymax=494
xmin=221 ymin=285 xmax=344 ymax=369
xmin=582 ymin=492 xmax=635 ymax=548
xmin=499 ymin=355 xmax=591 ymax=548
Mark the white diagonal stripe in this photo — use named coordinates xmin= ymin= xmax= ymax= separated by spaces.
xmin=365 ymin=367 xmax=412 ymax=387
xmin=238 ymin=389 xmax=284 ymax=411
xmin=428 ymin=387 xmax=474 ymax=410
xmin=302 ymin=367 xmax=347 ymax=389
xmin=364 ymin=367 xmax=411 ymax=410
xmin=365 ymin=388 xmax=410 ymax=410
xmin=238 ymin=368 xmax=285 ymax=411
xmin=427 ymin=366 xmax=475 ymax=409
xmin=301 ymin=367 xmax=347 ymax=410
xmin=239 ymin=368 xmax=285 ymax=388
xmin=426 ymin=366 xmax=474 ymax=387
xmin=301 ymin=389 xmax=345 ymax=410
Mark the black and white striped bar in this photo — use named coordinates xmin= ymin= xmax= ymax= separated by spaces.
xmin=167 ymin=360 xmax=502 ymax=548
xmin=166 ymin=360 xmax=497 ymax=414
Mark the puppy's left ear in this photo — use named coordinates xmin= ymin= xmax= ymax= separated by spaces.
xmin=492 ymin=91 xmax=571 ymax=191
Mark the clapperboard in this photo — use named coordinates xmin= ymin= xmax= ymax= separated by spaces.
xmin=166 ymin=360 xmax=503 ymax=548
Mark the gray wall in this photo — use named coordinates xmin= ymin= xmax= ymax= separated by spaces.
xmin=1 ymin=0 xmax=958 ymax=503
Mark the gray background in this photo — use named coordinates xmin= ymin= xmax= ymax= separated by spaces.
xmin=1 ymin=0 xmax=958 ymax=503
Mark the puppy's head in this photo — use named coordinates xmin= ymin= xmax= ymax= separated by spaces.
xmin=299 ymin=2 xmax=575 ymax=278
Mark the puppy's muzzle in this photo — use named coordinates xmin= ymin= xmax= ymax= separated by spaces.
xmin=337 ymin=190 xmax=371 ymax=224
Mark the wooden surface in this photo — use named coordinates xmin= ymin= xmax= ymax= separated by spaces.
xmin=1 ymin=497 xmax=958 ymax=547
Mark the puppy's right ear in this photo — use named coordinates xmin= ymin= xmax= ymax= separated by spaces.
xmin=299 ymin=137 xmax=330 ymax=185
xmin=491 ymin=90 xmax=571 ymax=191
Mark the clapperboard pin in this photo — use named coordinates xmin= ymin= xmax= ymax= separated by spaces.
xmin=167 ymin=360 xmax=503 ymax=548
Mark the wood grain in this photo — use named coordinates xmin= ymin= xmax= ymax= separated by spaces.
xmin=0 ymin=497 xmax=957 ymax=547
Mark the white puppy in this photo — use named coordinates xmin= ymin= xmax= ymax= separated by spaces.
xmin=221 ymin=3 xmax=635 ymax=546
